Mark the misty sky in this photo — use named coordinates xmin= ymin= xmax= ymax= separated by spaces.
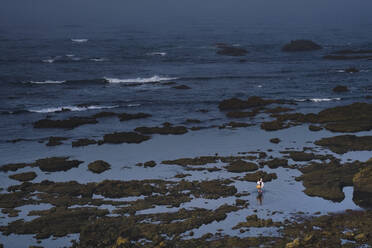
xmin=1 ymin=0 xmax=372 ymax=29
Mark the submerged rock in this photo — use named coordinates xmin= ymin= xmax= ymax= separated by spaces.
xmin=88 ymin=160 xmax=111 ymax=174
xmin=91 ymin=111 xmax=117 ymax=118
xmin=9 ymin=172 xmax=37 ymax=182
xmin=333 ymin=85 xmax=348 ymax=93
xmin=135 ymin=124 xmax=188 ymax=135
xmin=118 ymin=112 xmax=151 ymax=121
xmin=33 ymin=117 xmax=97 ymax=129
xmin=216 ymin=44 xmax=248 ymax=56
xmin=282 ymin=40 xmax=322 ymax=52
xmin=172 ymin=85 xmax=191 ymax=90
xmin=219 ymin=96 xmax=283 ymax=111
xmin=345 ymin=67 xmax=359 ymax=73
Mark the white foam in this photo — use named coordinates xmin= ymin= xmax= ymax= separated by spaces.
xmin=90 ymin=58 xmax=106 ymax=62
xmin=148 ymin=52 xmax=167 ymax=56
xmin=71 ymin=39 xmax=88 ymax=43
xmin=337 ymin=70 xmax=345 ymax=73
xmin=66 ymin=54 xmax=75 ymax=57
xmin=105 ymin=75 xmax=177 ymax=84
xmin=310 ymin=98 xmax=341 ymax=102
xmin=29 ymin=80 xmax=65 ymax=84
xmin=295 ymin=98 xmax=341 ymax=103
xmin=42 ymin=59 xmax=55 ymax=63
xmin=29 ymin=105 xmax=118 ymax=113
xmin=127 ymin=104 xmax=141 ymax=107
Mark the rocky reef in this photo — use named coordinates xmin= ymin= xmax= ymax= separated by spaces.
xmin=315 ymin=135 xmax=372 ymax=154
xmin=34 ymin=117 xmax=98 ymax=129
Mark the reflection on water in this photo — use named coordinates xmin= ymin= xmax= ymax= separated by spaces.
xmin=256 ymin=193 xmax=263 ymax=206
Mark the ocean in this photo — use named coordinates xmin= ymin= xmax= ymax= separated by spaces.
xmin=1 ymin=19 xmax=372 ymax=247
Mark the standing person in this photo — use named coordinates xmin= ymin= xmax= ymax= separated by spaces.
xmin=256 ymin=178 xmax=264 ymax=194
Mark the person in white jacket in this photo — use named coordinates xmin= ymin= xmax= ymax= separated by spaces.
xmin=256 ymin=178 xmax=264 ymax=194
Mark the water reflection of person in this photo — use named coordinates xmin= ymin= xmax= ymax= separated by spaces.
xmin=257 ymin=192 xmax=263 ymax=205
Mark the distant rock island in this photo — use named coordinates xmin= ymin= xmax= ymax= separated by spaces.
xmin=282 ymin=39 xmax=322 ymax=52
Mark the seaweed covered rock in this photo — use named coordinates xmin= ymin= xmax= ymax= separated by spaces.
xmin=333 ymin=85 xmax=348 ymax=93
xmin=33 ymin=117 xmax=97 ymax=129
xmin=35 ymin=157 xmax=83 ymax=172
xmin=289 ymin=151 xmax=315 ymax=161
xmin=101 ymin=131 xmax=150 ymax=144
xmin=91 ymin=111 xmax=117 ymax=118
xmin=9 ymin=172 xmax=37 ymax=182
xmin=219 ymin=96 xmax=282 ymax=111
xmin=315 ymin=135 xmax=372 ymax=154
xmin=0 ymin=207 xmax=108 ymax=239
xmin=162 ymin=156 xmax=218 ymax=166
xmin=225 ymin=160 xmax=258 ymax=173
xmin=345 ymin=67 xmax=359 ymax=73
xmin=118 ymin=112 xmax=151 ymax=121
xmin=46 ymin=137 xmax=68 ymax=146
xmin=309 ymin=125 xmax=322 ymax=131
xmin=265 ymin=158 xmax=288 ymax=169
xmin=0 ymin=163 xmax=30 ymax=172
xmin=216 ymin=44 xmax=248 ymax=56
xmin=135 ymin=123 xmax=187 ymax=135
xmin=172 ymin=85 xmax=191 ymax=90
xmin=242 ymin=171 xmax=277 ymax=182
xmin=296 ymin=160 xmax=364 ymax=202
xmin=353 ymin=165 xmax=372 ymax=207
xmin=88 ymin=160 xmax=111 ymax=174
xmin=72 ymin=138 xmax=97 ymax=147
xmin=282 ymin=40 xmax=322 ymax=52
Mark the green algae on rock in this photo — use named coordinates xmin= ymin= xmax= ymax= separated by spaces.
xmin=353 ymin=165 xmax=372 ymax=208
xmin=296 ymin=160 xmax=365 ymax=202
xmin=9 ymin=172 xmax=37 ymax=182
xmin=33 ymin=117 xmax=98 ymax=129
xmin=88 ymin=160 xmax=111 ymax=174
xmin=100 ymin=131 xmax=150 ymax=144
xmin=315 ymin=135 xmax=372 ymax=154
xmin=241 ymin=171 xmax=278 ymax=182
xmin=224 ymin=160 xmax=258 ymax=173
xmin=72 ymin=138 xmax=97 ymax=147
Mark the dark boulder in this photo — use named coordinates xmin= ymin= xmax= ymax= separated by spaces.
xmin=345 ymin=67 xmax=359 ymax=73
xmin=282 ymin=40 xmax=322 ymax=52
xmin=172 ymin=85 xmax=191 ymax=90
xmin=333 ymin=85 xmax=348 ymax=93
xmin=34 ymin=157 xmax=83 ymax=172
xmin=101 ymin=132 xmax=150 ymax=144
